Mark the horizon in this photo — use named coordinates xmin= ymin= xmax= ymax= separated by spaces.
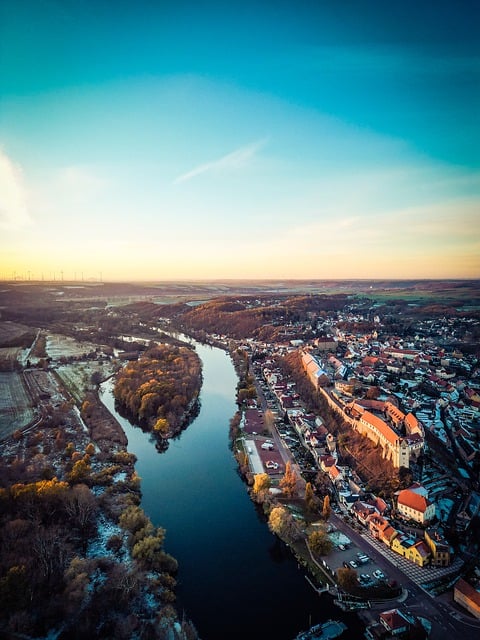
xmin=1 ymin=1 xmax=479 ymax=280
xmin=3 ymin=276 xmax=479 ymax=285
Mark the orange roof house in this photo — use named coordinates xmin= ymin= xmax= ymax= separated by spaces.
xmin=397 ymin=488 xmax=435 ymax=524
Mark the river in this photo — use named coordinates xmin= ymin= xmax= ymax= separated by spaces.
xmin=100 ymin=338 xmax=362 ymax=640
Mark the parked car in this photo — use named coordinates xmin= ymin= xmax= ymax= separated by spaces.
xmin=373 ymin=569 xmax=385 ymax=580
xmin=349 ymin=560 xmax=358 ymax=569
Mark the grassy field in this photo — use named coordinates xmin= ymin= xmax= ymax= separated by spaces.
xmin=0 ymin=372 xmax=34 ymax=438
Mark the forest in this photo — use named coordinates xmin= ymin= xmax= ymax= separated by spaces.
xmin=113 ymin=343 xmax=202 ymax=440
xmin=0 ymin=441 xmax=191 ymax=639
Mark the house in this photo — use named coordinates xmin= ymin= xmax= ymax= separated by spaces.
xmin=328 ymin=464 xmax=343 ymax=484
xmin=454 ymin=578 xmax=480 ymax=619
xmin=319 ymin=454 xmax=336 ymax=472
xmin=351 ymin=500 xmax=376 ymax=526
xmin=424 ymin=528 xmax=451 ymax=567
xmin=302 ymin=351 xmax=330 ymax=387
xmin=368 ymin=514 xmax=398 ymax=546
xmin=396 ymin=487 xmax=435 ymax=524
xmin=391 ymin=536 xmax=430 ymax=567
xmin=379 ymin=609 xmax=410 ymax=635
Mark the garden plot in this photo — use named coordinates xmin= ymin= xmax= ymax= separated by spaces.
xmin=0 ymin=372 xmax=34 ymax=438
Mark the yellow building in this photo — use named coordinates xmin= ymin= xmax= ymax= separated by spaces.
xmin=391 ymin=535 xmax=430 ymax=566
xmin=425 ymin=529 xmax=451 ymax=567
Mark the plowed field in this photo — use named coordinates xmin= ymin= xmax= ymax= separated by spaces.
xmin=0 ymin=372 xmax=34 ymax=438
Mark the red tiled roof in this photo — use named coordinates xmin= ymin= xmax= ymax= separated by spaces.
xmin=385 ymin=401 xmax=405 ymax=423
xmin=381 ymin=526 xmax=398 ymax=542
xmin=380 ymin=609 xmax=409 ymax=631
xmin=361 ymin=410 xmax=399 ymax=446
xmin=397 ymin=489 xmax=432 ymax=513
xmin=405 ymin=412 xmax=419 ymax=431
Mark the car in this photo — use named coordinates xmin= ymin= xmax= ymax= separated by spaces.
xmin=265 ymin=460 xmax=279 ymax=470
xmin=338 ymin=544 xmax=346 ymax=550
xmin=360 ymin=573 xmax=370 ymax=581
xmin=373 ymin=570 xmax=385 ymax=580
xmin=349 ymin=560 xmax=358 ymax=569
xmin=343 ymin=561 xmax=349 ymax=568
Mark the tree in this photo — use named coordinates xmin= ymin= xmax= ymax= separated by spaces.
xmin=64 ymin=484 xmax=98 ymax=543
xmin=153 ymin=417 xmax=169 ymax=435
xmin=252 ymin=473 xmax=270 ymax=498
xmin=336 ymin=567 xmax=358 ymax=591
xmin=119 ymin=505 xmax=150 ymax=535
xmin=85 ymin=443 xmax=95 ymax=456
xmin=268 ymin=506 xmax=302 ymax=543
xmin=308 ymin=529 xmax=332 ymax=556
xmin=322 ymin=494 xmax=331 ymax=520
xmin=279 ymin=461 xmax=297 ymax=498
xmin=263 ymin=409 xmax=275 ymax=433
xmin=67 ymin=459 xmax=91 ymax=484
xmin=304 ymin=482 xmax=320 ymax=513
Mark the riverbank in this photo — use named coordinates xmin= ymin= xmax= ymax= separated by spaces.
xmin=101 ymin=337 xmax=359 ymax=640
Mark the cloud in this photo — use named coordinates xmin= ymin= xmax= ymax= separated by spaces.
xmin=174 ymin=138 xmax=267 ymax=184
xmin=0 ymin=148 xmax=31 ymax=229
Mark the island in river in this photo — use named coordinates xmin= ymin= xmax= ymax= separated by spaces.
xmin=113 ymin=341 xmax=202 ymax=449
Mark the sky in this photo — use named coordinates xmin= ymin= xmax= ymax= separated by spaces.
xmin=1 ymin=0 xmax=479 ymax=281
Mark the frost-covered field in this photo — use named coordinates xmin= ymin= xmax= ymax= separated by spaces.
xmin=0 ymin=371 xmax=34 ymax=438
xmin=56 ymin=361 xmax=115 ymax=403
xmin=45 ymin=334 xmax=100 ymax=360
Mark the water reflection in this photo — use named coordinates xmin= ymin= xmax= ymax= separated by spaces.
xmin=101 ymin=338 xmax=360 ymax=640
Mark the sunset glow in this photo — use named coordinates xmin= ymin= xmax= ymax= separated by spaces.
xmin=1 ymin=1 xmax=479 ymax=281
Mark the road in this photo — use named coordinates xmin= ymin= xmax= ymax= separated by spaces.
xmin=329 ymin=512 xmax=480 ymax=640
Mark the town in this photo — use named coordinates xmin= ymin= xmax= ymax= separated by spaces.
xmin=157 ymin=284 xmax=480 ymax=638
xmin=0 ymin=279 xmax=479 ymax=639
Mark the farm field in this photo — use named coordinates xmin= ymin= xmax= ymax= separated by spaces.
xmin=0 ymin=347 xmax=23 ymax=369
xmin=0 ymin=371 xmax=35 ymax=438
xmin=0 ymin=321 xmax=35 ymax=347
xmin=45 ymin=334 xmax=101 ymax=361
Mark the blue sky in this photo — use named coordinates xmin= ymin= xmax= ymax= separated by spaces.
xmin=1 ymin=0 xmax=479 ymax=280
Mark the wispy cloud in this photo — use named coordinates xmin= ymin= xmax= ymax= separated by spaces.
xmin=174 ymin=138 xmax=267 ymax=184
xmin=0 ymin=148 xmax=31 ymax=229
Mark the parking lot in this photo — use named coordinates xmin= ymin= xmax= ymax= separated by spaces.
xmin=323 ymin=528 xmax=390 ymax=587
